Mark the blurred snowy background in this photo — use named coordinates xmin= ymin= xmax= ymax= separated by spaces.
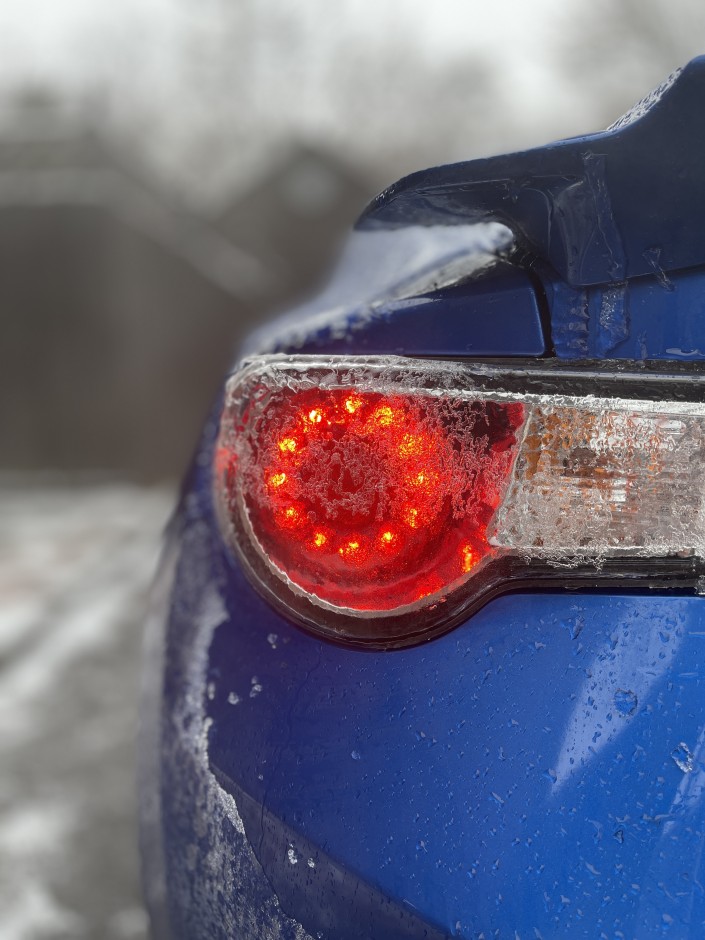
xmin=1 ymin=0 xmax=704 ymax=936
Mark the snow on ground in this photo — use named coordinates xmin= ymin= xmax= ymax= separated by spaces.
xmin=0 ymin=482 xmax=173 ymax=940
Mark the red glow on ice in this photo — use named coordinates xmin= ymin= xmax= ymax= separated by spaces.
xmin=306 ymin=408 xmax=324 ymax=425
xmin=338 ymin=536 xmax=369 ymax=566
xmin=278 ymin=436 xmax=299 ymax=453
xmin=274 ymin=502 xmax=306 ymax=529
xmin=460 ymin=544 xmax=476 ymax=573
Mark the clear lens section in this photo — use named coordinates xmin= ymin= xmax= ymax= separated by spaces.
xmin=215 ymin=356 xmax=705 ymax=635
xmin=492 ymin=402 xmax=705 ymax=559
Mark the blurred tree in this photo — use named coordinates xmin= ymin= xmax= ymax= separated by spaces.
xmin=81 ymin=0 xmax=502 ymax=207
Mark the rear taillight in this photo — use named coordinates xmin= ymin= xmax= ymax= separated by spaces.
xmin=215 ymin=356 xmax=705 ymax=647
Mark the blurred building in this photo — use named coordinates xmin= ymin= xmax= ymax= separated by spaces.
xmin=216 ymin=144 xmax=377 ymax=304
xmin=0 ymin=100 xmax=376 ymax=480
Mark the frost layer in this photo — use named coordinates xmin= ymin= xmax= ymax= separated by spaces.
xmin=494 ymin=399 xmax=705 ymax=561
xmin=143 ymin=514 xmax=314 ymax=940
xmin=245 ymin=222 xmax=513 ymax=355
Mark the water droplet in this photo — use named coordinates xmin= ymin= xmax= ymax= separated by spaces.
xmin=287 ymin=845 xmax=298 ymax=865
xmin=351 ymin=750 xmax=361 ymax=761
xmin=490 ymin=791 xmax=505 ymax=806
xmin=206 ymin=681 xmax=216 ymax=701
xmin=250 ymin=676 xmax=263 ymax=698
xmin=307 ymin=858 xmax=316 ymax=869
xmin=227 ymin=692 xmax=241 ymax=705
xmin=561 ymin=616 xmax=584 ymax=641
xmin=614 ymin=689 xmax=637 ymax=716
xmin=544 ymin=768 xmax=557 ymax=783
xmin=671 ymin=741 xmax=694 ymax=773
xmin=614 ymin=828 xmax=625 ymax=844
xmin=267 ymin=633 xmax=279 ymax=649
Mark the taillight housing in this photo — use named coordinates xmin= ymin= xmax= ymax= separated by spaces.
xmin=215 ymin=355 xmax=705 ymax=648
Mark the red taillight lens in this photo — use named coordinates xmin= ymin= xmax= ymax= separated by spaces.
xmin=221 ymin=384 xmax=523 ymax=612
xmin=215 ymin=356 xmax=705 ymax=647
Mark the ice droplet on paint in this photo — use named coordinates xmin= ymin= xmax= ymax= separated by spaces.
xmin=671 ymin=741 xmax=694 ymax=773
xmin=614 ymin=689 xmax=637 ymax=716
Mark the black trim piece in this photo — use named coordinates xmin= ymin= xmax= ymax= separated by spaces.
xmin=416 ymin=357 xmax=705 ymax=402
xmin=508 ymin=247 xmax=557 ymax=359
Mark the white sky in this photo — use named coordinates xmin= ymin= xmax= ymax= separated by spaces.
xmin=0 ymin=0 xmax=577 ymax=123
xmin=0 ymin=0 xmax=555 ymax=71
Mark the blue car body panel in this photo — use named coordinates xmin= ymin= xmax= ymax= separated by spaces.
xmin=269 ymin=260 xmax=545 ymax=358
xmin=141 ymin=60 xmax=705 ymax=939
xmin=545 ymin=268 xmax=705 ymax=361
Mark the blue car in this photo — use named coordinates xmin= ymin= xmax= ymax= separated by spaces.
xmin=140 ymin=59 xmax=705 ymax=939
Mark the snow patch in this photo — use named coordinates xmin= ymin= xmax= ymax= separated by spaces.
xmin=245 ymin=222 xmax=513 ymax=355
xmin=147 ymin=517 xmax=314 ymax=939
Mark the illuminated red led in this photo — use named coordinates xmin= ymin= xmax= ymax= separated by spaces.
xmin=402 ymin=506 xmax=422 ymax=529
xmin=274 ymin=502 xmax=306 ymax=529
xmin=307 ymin=408 xmax=324 ymax=425
xmin=338 ymin=537 xmax=369 ymax=566
xmin=312 ymin=531 xmax=328 ymax=549
xmin=460 ymin=544 xmax=476 ymax=573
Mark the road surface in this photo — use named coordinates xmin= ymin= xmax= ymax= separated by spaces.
xmin=0 ymin=482 xmax=173 ymax=940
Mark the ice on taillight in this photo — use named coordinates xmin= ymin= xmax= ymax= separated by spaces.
xmin=492 ymin=400 xmax=705 ymax=561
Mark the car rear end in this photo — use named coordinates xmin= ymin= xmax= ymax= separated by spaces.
xmin=140 ymin=59 xmax=705 ymax=939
